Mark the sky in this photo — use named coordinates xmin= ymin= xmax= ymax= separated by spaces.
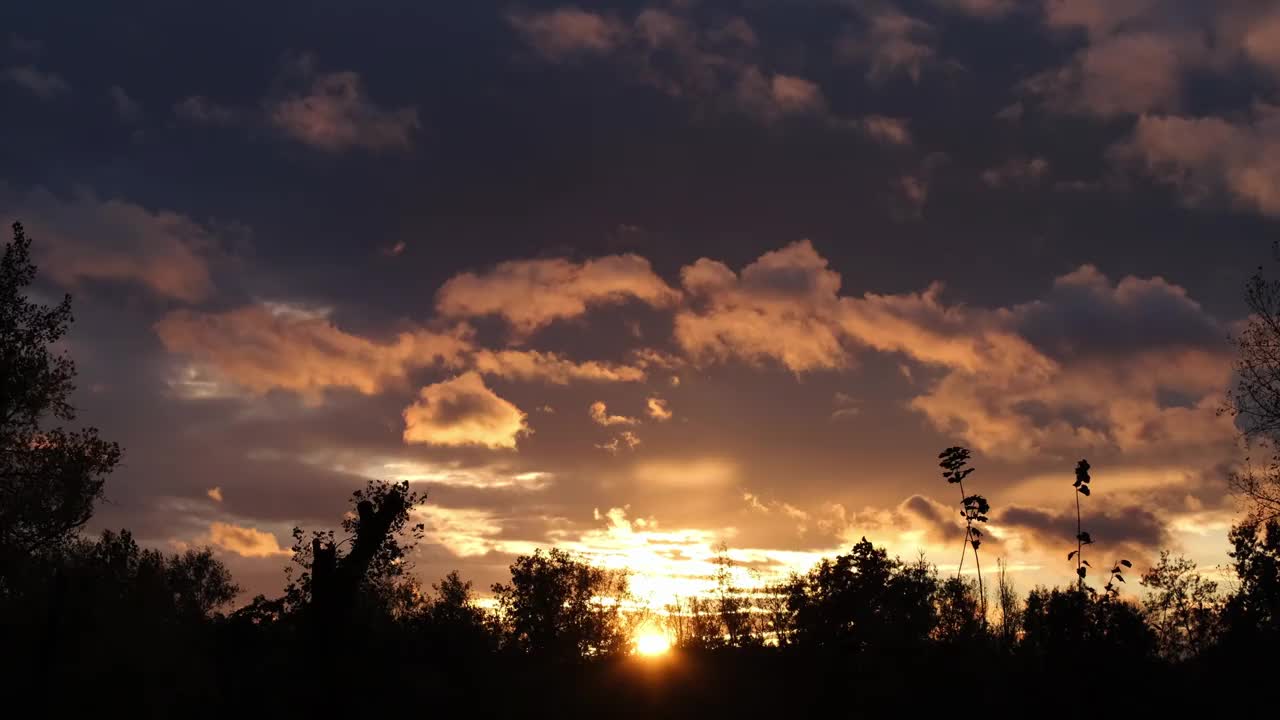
xmin=1 ymin=0 xmax=1277 ymax=604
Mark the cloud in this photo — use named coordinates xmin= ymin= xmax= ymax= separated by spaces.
xmin=207 ymin=521 xmax=288 ymax=558
xmin=861 ymin=115 xmax=913 ymax=146
xmin=269 ymin=55 xmax=419 ymax=152
xmin=589 ymin=401 xmax=637 ymax=426
xmin=1115 ymin=107 xmax=1280 ymax=217
xmin=1028 ymin=1 xmax=1280 ymax=120
xmin=469 ymin=349 xmax=646 ymax=383
xmin=5 ymin=186 xmax=220 ymax=301
xmin=416 ymin=504 xmax=511 ymax=557
xmin=982 ymin=156 xmax=1050 ymax=188
xmin=5 ymin=65 xmax=69 ymax=99
xmin=672 ymin=240 xmax=1233 ymax=459
xmin=596 ymin=430 xmax=641 ymax=453
xmin=1026 ymin=30 xmax=1205 ymax=117
xmin=508 ymin=6 xmax=833 ymax=125
xmin=934 ymin=0 xmax=1017 ymax=17
xmin=831 ymin=392 xmax=860 ymax=421
xmin=156 ymin=305 xmax=472 ymax=400
xmin=173 ymin=95 xmax=239 ymax=125
xmin=108 ymin=85 xmax=142 ymax=122
xmin=507 ymin=7 xmax=626 ymax=60
xmin=100 ymin=88 xmax=138 ymax=126
xmin=402 ymin=372 xmax=529 ymax=449
xmin=378 ymin=460 xmax=553 ymax=491
xmin=675 ymin=240 xmax=850 ymax=372
xmin=436 ymin=253 xmax=679 ymax=335
xmin=839 ymin=7 xmax=936 ymax=84
xmin=999 ymin=504 xmax=1168 ymax=553
xmin=206 ymin=487 xmax=224 ymax=503
xmin=647 ymin=396 xmax=672 ymax=421
xmin=732 ymin=71 xmax=828 ymax=122
xmin=900 ymin=266 xmax=1234 ymax=458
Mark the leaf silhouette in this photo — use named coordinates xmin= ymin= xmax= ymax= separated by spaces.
xmin=1068 ymin=550 xmax=1078 ymax=561
xmin=1078 ymin=485 xmax=1091 ymax=496
xmin=1077 ymin=567 xmax=1087 ymax=579
xmin=1120 ymin=559 xmax=1132 ymax=568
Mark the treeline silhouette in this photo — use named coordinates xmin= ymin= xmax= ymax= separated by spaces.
xmin=2 ymin=222 xmax=1277 ymax=717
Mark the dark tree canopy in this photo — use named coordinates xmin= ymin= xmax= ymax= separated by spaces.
xmin=0 ymin=222 xmax=119 ymax=573
xmin=285 ymin=479 xmax=427 ymax=622
xmin=1222 ymin=517 xmax=1280 ymax=645
xmin=492 ymin=548 xmax=631 ymax=660
xmin=785 ymin=538 xmax=937 ymax=652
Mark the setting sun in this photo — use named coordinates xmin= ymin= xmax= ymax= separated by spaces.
xmin=634 ymin=631 xmax=672 ymax=657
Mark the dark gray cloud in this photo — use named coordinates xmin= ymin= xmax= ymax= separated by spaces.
xmin=1000 ymin=503 xmax=1168 ymax=551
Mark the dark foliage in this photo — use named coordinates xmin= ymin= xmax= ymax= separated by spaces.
xmin=0 ymin=223 xmax=120 ymax=581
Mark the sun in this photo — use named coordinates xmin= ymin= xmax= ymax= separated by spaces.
xmin=634 ymin=631 xmax=672 ymax=657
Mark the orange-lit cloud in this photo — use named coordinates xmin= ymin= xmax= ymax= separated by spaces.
xmin=402 ymin=371 xmax=530 ymax=449
xmin=508 ymin=6 xmax=833 ymax=125
xmin=269 ymin=54 xmax=419 ymax=152
xmin=7 ymin=186 xmax=219 ymax=301
xmin=506 ymin=7 xmax=626 ymax=60
xmin=670 ymin=240 xmax=1234 ymax=459
xmin=590 ymin=400 xmax=637 ymax=426
xmin=675 ymin=240 xmax=849 ymax=372
xmin=861 ymin=115 xmax=913 ymax=145
xmin=469 ymin=349 xmax=646 ymax=383
xmin=646 ymin=397 xmax=672 ymax=421
xmin=156 ymin=304 xmax=472 ymax=401
xmin=207 ymin=521 xmax=288 ymax=558
xmin=597 ymin=431 xmax=641 ymax=453
xmin=436 ymin=254 xmax=679 ymax=335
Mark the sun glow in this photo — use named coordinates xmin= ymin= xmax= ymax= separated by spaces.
xmin=634 ymin=631 xmax=672 ymax=657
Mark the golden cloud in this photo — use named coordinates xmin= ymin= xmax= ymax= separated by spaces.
xmin=402 ymin=371 xmax=530 ymax=449
xmin=436 ymin=253 xmax=679 ymax=335
xmin=207 ymin=521 xmax=288 ymax=558
xmin=155 ymin=304 xmax=472 ymax=401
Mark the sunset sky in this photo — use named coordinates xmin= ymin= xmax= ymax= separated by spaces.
xmin=2 ymin=0 xmax=1277 ymax=604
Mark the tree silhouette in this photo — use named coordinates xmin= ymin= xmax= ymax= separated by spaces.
xmin=492 ymin=548 xmax=631 ymax=660
xmin=1224 ymin=251 xmax=1280 ymax=520
xmin=713 ymin=543 xmax=759 ymax=648
xmin=1222 ymin=517 xmax=1280 ymax=645
xmin=995 ymin=558 xmax=1019 ymax=649
xmin=1140 ymin=551 xmax=1220 ymax=660
xmin=786 ymin=537 xmax=937 ymax=652
xmin=285 ymin=479 xmax=426 ymax=626
xmin=0 ymin=222 xmax=120 ymax=576
xmin=932 ymin=577 xmax=984 ymax=645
